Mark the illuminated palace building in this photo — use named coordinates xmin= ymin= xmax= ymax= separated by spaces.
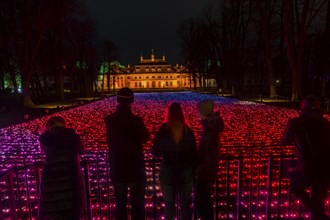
xmin=98 ymin=50 xmax=216 ymax=91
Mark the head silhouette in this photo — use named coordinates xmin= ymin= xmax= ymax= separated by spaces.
xmin=166 ymin=102 xmax=186 ymax=144
xmin=46 ymin=116 xmax=66 ymax=133
xmin=301 ymin=95 xmax=320 ymax=111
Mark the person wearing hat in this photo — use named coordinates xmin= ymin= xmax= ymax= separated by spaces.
xmin=38 ymin=116 xmax=85 ymax=219
xmin=281 ymin=95 xmax=330 ymax=220
xmin=195 ymin=99 xmax=224 ymax=220
xmin=104 ymin=87 xmax=149 ymax=220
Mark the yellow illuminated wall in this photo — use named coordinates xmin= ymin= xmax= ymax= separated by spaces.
xmin=97 ymin=51 xmax=216 ymax=91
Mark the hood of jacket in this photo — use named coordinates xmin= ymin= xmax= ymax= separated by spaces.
xmin=200 ymin=111 xmax=224 ymax=133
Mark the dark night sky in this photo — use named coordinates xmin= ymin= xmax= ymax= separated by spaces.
xmin=83 ymin=0 xmax=219 ymax=66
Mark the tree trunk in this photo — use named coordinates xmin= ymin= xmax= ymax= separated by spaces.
xmin=58 ymin=71 xmax=65 ymax=101
xmin=266 ymin=57 xmax=277 ymax=98
xmin=107 ymin=74 xmax=110 ymax=93
xmin=112 ymin=75 xmax=116 ymax=92
xmin=42 ymin=73 xmax=49 ymax=97
xmin=284 ymin=0 xmax=300 ymax=101
xmin=0 ymin=69 xmax=4 ymax=89
xmin=22 ymin=80 xmax=34 ymax=107
xmin=321 ymin=0 xmax=330 ymax=97
xmin=101 ymin=74 xmax=105 ymax=93
xmin=257 ymin=0 xmax=277 ymax=98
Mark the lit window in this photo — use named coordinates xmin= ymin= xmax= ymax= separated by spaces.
xmin=166 ymin=82 xmax=168 ymax=86
xmin=170 ymin=82 xmax=172 ymax=86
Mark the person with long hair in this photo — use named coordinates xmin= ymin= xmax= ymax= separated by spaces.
xmin=152 ymin=102 xmax=197 ymax=220
xmin=38 ymin=116 xmax=85 ymax=220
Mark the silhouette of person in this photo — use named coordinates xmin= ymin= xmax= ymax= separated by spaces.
xmin=281 ymin=95 xmax=330 ymax=220
xmin=104 ymin=87 xmax=149 ymax=220
xmin=38 ymin=116 xmax=85 ymax=220
xmin=194 ymin=99 xmax=224 ymax=220
xmin=152 ymin=102 xmax=197 ymax=220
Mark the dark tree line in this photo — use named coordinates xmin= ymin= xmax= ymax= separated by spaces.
xmin=178 ymin=0 xmax=330 ymax=100
xmin=0 ymin=0 xmax=107 ymax=106
xmin=1 ymin=0 xmax=329 ymax=105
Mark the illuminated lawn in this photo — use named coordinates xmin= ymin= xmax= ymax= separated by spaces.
xmin=1 ymin=92 xmax=328 ymax=219
xmin=0 ymin=92 xmax=302 ymax=157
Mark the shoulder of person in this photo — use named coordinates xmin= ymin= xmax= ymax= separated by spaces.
xmin=156 ymin=123 xmax=168 ymax=132
xmin=39 ymin=131 xmax=48 ymax=142
xmin=65 ymin=127 xmax=77 ymax=134
xmin=134 ymin=114 xmax=143 ymax=121
xmin=288 ymin=117 xmax=300 ymax=124
xmin=132 ymin=115 xmax=146 ymax=125
xmin=104 ymin=113 xmax=114 ymax=122
xmin=185 ymin=125 xmax=194 ymax=134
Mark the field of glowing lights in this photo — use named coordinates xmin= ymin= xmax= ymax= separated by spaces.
xmin=1 ymin=92 xmax=330 ymax=219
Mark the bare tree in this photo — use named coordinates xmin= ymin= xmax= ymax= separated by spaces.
xmin=319 ymin=0 xmax=330 ymax=97
xmin=219 ymin=0 xmax=254 ymax=95
xmin=284 ymin=0 xmax=328 ymax=101
xmin=1 ymin=0 xmax=93 ymax=106
xmin=103 ymin=41 xmax=119 ymax=92
xmin=178 ymin=18 xmax=205 ymax=90
xmin=256 ymin=0 xmax=277 ymax=98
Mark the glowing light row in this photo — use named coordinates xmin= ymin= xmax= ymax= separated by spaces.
xmin=1 ymin=92 xmax=329 ymax=219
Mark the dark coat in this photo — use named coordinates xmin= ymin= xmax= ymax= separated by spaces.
xmin=281 ymin=109 xmax=330 ymax=178
xmin=152 ymin=123 xmax=197 ymax=185
xmin=197 ymin=111 xmax=224 ymax=182
xmin=104 ymin=104 xmax=149 ymax=182
xmin=38 ymin=127 xmax=85 ymax=219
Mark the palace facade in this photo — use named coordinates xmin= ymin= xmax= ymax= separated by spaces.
xmin=97 ymin=50 xmax=217 ymax=91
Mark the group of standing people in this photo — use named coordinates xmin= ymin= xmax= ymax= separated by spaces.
xmin=37 ymin=87 xmax=330 ymax=220
xmin=151 ymin=99 xmax=224 ymax=220
xmin=104 ymin=87 xmax=224 ymax=220
xmin=38 ymin=87 xmax=224 ymax=220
